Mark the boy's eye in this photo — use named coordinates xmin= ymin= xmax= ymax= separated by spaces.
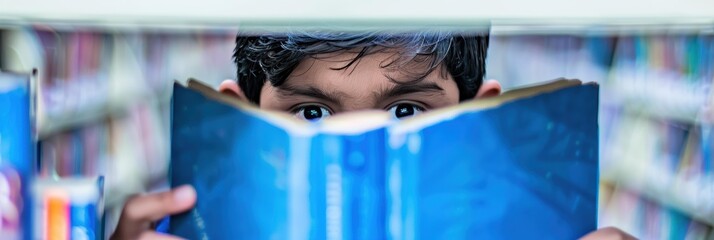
xmin=387 ymin=103 xmax=425 ymax=119
xmin=294 ymin=105 xmax=332 ymax=122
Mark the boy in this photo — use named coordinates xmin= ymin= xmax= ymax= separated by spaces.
xmin=111 ymin=31 xmax=633 ymax=240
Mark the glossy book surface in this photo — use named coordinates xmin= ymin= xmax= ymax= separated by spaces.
xmin=170 ymin=79 xmax=599 ymax=239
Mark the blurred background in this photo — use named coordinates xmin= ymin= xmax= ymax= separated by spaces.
xmin=1 ymin=0 xmax=714 ymax=239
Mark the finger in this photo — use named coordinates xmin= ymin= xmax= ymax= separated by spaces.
xmin=124 ymin=185 xmax=196 ymax=221
xmin=138 ymin=231 xmax=185 ymax=240
xmin=579 ymin=227 xmax=637 ymax=240
xmin=114 ymin=185 xmax=196 ymax=239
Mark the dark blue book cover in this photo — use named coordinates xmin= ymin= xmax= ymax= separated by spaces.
xmin=170 ymin=79 xmax=598 ymax=239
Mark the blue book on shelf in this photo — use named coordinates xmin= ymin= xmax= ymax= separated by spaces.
xmin=0 ymin=71 xmax=33 ymax=240
xmin=170 ymin=79 xmax=599 ymax=239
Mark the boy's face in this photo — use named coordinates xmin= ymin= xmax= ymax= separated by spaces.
xmin=220 ymin=50 xmax=500 ymax=121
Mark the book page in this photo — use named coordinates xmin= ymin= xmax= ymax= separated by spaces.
xmin=392 ymin=78 xmax=589 ymax=133
xmin=183 ymin=78 xmax=591 ymax=135
xmin=184 ymin=79 xmax=316 ymax=135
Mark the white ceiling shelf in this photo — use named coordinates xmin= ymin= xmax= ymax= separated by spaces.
xmin=1 ymin=0 xmax=713 ymax=33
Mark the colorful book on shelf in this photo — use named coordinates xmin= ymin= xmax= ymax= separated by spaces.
xmin=0 ymin=71 xmax=33 ymax=240
xmin=169 ymin=78 xmax=600 ymax=239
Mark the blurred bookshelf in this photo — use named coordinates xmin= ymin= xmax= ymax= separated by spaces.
xmin=2 ymin=6 xmax=714 ymax=238
xmin=599 ymin=182 xmax=713 ymax=239
xmin=487 ymin=33 xmax=714 ymax=239
xmin=1 ymin=27 xmax=237 ymax=236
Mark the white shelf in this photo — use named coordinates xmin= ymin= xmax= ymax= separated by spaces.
xmin=600 ymin=81 xmax=713 ymax=123
xmin=600 ymin=97 xmax=706 ymax=124
xmin=36 ymin=92 xmax=170 ymax=138
xmin=1 ymin=0 xmax=714 ymax=31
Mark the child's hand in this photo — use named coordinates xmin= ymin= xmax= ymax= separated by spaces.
xmin=580 ymin=227 xmax=637 ymax=240
xmin=110 ymin=185 xmax=196 ymax=240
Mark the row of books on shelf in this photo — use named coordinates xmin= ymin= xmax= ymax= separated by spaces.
xmin=601 ymin=106 xmax=714 ymax=225
xmin=38 ymin=122 xmax=110 ymax=178
xmin=41 ymin=102 xmax=170 ymax=199
xmin=4 ymin=28 xmax=714 ymax=134
xmin=2 ymin=27 xmax=237 ymax=137
xmin=5 ymin=27 xmax=714 ymax=135
xmin=490 ymin=34 xmax=714 ymax=122
xmin=605 ymin=34 xmax=714 ymax=122
xmin=600 ymin=183 xmax=712 ymax=239
xmin=32 ymin=178 xmax=104 ymax=240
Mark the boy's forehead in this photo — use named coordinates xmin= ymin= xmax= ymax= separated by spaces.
xmin=258 ymin=50 xmax=460 ymax=110
xmin=290 ymin=50 xmax=444 ymax=86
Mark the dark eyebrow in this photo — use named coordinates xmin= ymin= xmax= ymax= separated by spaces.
xmin=375 ymin=82 xmax=445 ymax=101
xmin=275 ymin=84 xmax=343 ymax=105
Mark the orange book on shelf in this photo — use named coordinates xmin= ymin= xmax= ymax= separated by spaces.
xmin=46 ymin=190 xmax=69 ymax=240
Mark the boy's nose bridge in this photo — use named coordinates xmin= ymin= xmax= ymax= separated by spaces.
xmin=336 ymin=90 xmax=383 ymax=113
xmin=340 ymin=100 xmax=380 ymax=113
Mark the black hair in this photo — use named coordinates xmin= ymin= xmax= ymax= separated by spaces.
xmin=233 ymin=31 xmax=489 ymax=104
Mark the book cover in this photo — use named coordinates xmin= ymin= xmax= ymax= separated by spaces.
xmin=169 ymin=79 xmax=599 ymax=239
xmin=0 ymin=71 xmax=33 ymax=240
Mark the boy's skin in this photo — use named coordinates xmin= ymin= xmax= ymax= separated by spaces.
xmin=110 ymin=51 xmax=635 ymax=240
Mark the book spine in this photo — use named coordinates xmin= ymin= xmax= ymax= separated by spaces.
xmin=384 ymin=131 xmax=420 ymax=240
xmin=312 ymin=129 xmax=387 ymax=240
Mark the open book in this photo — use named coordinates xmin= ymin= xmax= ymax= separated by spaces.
xmin=169 ymin=79 xmax=599 ymax=239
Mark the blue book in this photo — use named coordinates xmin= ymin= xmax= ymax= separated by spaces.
xmin=0 ymin=71 xmax=33 ymax=240
xmin=170 ymin=79 xmax=599 ymax=239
